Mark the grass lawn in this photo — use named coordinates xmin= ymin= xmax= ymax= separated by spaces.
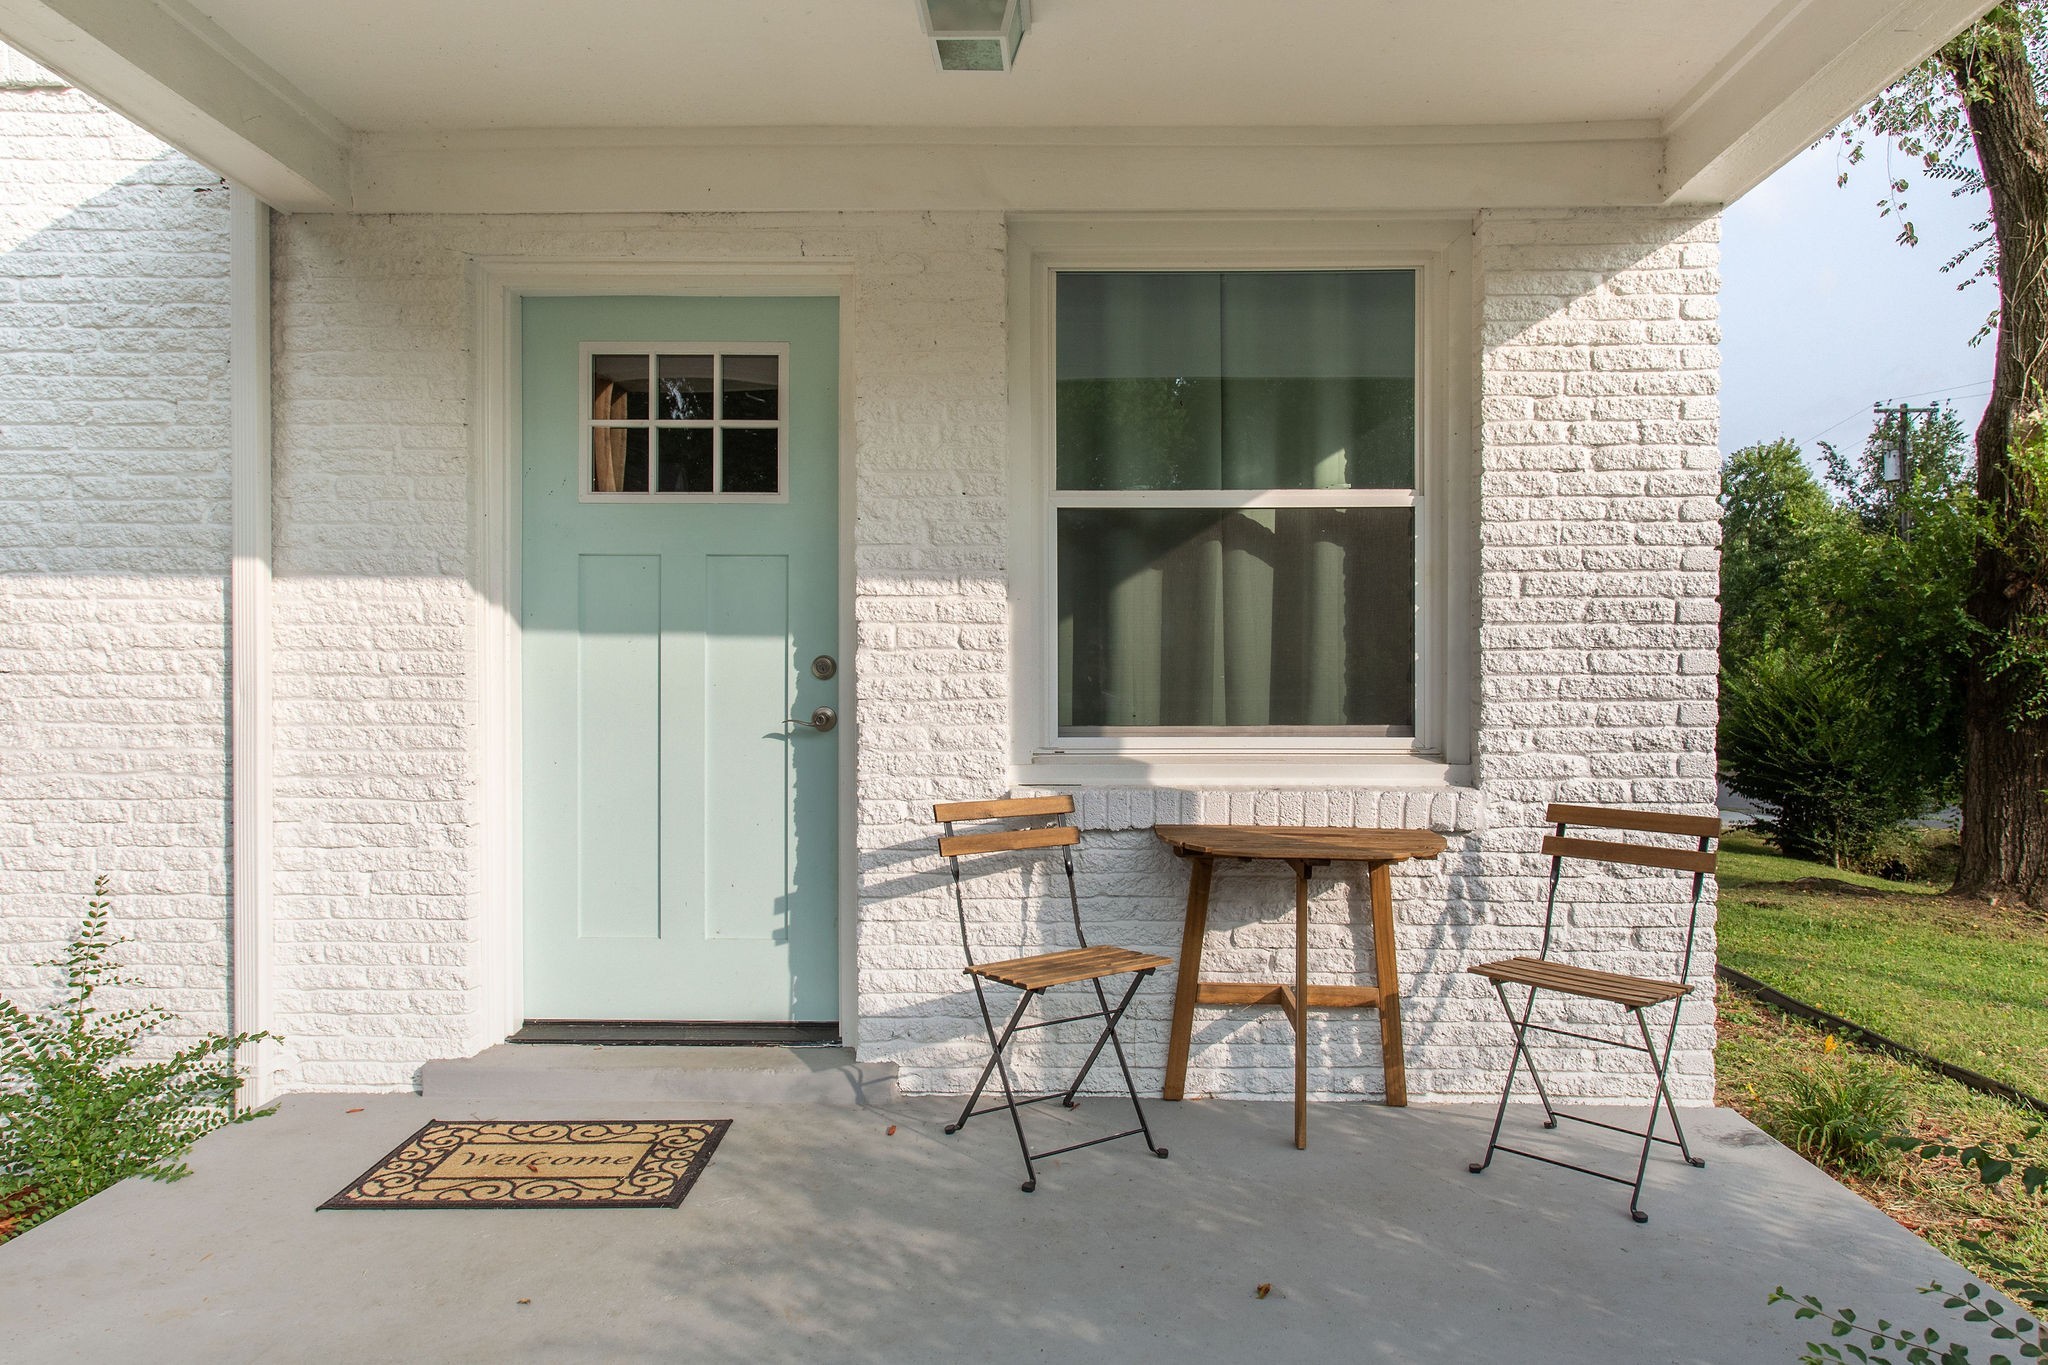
xmin=1714 ymin=830 xmax=2048 ymax=1306
xmin=1715 ymin=829 xmax=2048 ymax=1099
xmin=1718 ymin=982 xmax=2048 ymax=1300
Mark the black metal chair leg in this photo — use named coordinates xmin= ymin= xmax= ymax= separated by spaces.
xmin=1061 ymin=969 xmax=1143 ymax=1106
xmin=985 ymin=1000 xmax=1041 ymax=1193
xmin=1507 ymin=983 xmax=1561 ymax=1128
xmin=1650 ymin=1002 xmax=1704 ymax=1168
xmin=947 ymin=981 xmax=1034 ymax=1139
xmin=1471 ymin=981 xmax=1552 ymax=1173
xmin=1090 ymin=971 xmax=1168 ymax=1158
xmin=1637 ymin=1006 xmax=1704 ymax=1166
xmin=1624 ymin=1008 xmax=1701 ymax=1222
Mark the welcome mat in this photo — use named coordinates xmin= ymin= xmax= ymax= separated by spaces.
xmin=320 ymin=1119 xmax=730 ymax=1211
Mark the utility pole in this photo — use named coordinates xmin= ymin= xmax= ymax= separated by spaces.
xmin=1874 ymin=401 xmax=1941 ymax=540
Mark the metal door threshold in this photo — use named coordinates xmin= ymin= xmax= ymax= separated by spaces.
xmin=511 ymin=1020 xmax=841 ymax=1046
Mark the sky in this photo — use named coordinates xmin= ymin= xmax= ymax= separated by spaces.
xmin=1719 ymin=140 xmax=1998 ymax=459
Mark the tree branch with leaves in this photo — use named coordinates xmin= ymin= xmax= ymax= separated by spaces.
xmin=1830 ymin=3 xmax=2048 ymax=906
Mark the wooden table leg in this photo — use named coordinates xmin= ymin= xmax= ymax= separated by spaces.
xmin=1370 ymin=860 xmax=1408 ymax=1107
xmin=1293 ymin=859 xmax=1310 ymax=1150
xmin=1162 ymin=855 xmax=1213 ymax=1101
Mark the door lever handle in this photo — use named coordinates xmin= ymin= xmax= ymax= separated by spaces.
xmin=786 ymin=706 xmax=837 ymax=733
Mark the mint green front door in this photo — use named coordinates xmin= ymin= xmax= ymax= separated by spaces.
xmin=521 ymin=296 xmax=839 ymax=1022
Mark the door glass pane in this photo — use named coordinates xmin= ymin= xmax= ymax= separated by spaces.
xmin=658 ymin=428 xmax=712 ymax=492
xmin=610 ymin=427 xmax=649 ymax=493
xmin=592 ymin=354 xmax=650 ymax=421
xmin=1056 ymin=271 xmax=1415 ymax=491
xmin=723 ymin=355 xmax=780 ymax=421
xmin=722 ymin=428 xmax=780 ymax=494
xmin=657 ymin=354 xmax=714 ymax=420
xmin=592 ymin=426 xmax=655 ymax=494
xmin=1056 ymin=506 xmax=1414 ymax=730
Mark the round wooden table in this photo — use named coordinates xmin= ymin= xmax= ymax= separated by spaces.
xmin=1153 ymin=825 xmax=1448 ymax=1149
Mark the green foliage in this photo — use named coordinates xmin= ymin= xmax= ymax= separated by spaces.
xmin=1772 ymin=1283 xmax=2043 ymax=1364
xmin=1774 ymin=1130 xmax=2048 ymax=1362
xmin=1721 ymin=439 xmax=1841 ymax=666
xmin=1862 ymin=824 xmax=1963 ymax=884
xmin=1825 ymin=3 xmax=2048 ymax=344
xmin=1718 ymin=418 xmax=1977 ymax=865
xmin=1721 ymin=651 xmax=1938 ymax=866
xmin=1800 ymin=419 xmax=1979 ymax=800
xmin=1821 ymin=407 xmax=1975 ymax=534
xmin=0 ymin=877 xmax=272 ymax=1237
xmin=1760 ymin=1048 xmax=1911 ymax=1175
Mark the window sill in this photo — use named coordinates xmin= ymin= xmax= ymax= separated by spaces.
xmin=1012 ymin=750 xmax=1470 ymax=791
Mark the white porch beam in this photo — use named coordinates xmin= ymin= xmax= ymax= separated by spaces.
xmin=351 ymin=124 xmax=1668 ymax=215
xmin=1663 ymin=0 xmax=1997 ymax=205
xmin=0 ymin=0 xmax=347 ymax=210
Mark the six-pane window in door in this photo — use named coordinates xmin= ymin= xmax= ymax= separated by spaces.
xmin=585 ymin=347 xmax=786 ymax=499
xmin=1054 ymin=270 xmax=1418 ymax=735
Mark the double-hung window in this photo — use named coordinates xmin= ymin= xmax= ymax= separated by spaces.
xmin=1052 ymin=269 xmax=1419 ymax=741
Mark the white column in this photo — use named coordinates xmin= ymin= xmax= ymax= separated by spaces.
xmin=229 ymin=185 xmax=275 ymax=1105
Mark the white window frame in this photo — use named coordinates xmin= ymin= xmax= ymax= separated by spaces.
xmin=1006 ymin=217 xmax=1474 ymax=787
xmin=578 ymin=340 xmax=790 ymax=503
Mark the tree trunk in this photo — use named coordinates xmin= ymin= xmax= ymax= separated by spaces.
xmin=1944 ymin=16 xmax=2048 ymax=907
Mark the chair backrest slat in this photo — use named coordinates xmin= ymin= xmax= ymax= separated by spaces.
xmin=933 ymin=795 xmax=1074 ymax=823
xmin=1541 ymin=833 xmax=1716 ymax=875
xmin=1545 ymin=803 xmax=1720 ymax=839
xmin=938 ymin=824 xmax=1080 ymax=859
xmin=935 ymin=795 xmax=1086 ymax=967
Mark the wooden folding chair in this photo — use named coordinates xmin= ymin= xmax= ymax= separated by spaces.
xmin=1465 ymin=803 xmax=1719 ymax=1222
xmin=934 ymin=795 xmax=1173 ymax=1192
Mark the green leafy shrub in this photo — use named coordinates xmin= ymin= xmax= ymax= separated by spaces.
xmin=1759 ymin=1044 xmax=1910 ymax=1175
xmin=1720 ymin=652 xmax=1937 ymax=868
xmin=0 ymin=877 xmax=273 ymax=1237
xmin=1718 ymin=419 xmax=1976 ymax=874
xmin=1775 ymin=1127 xmax=2048 ymax=1364
xmin=1860 ymin=824 xmax=1963 ymax=883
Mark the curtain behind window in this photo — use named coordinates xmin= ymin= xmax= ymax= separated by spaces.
xmin=1055 ymin=271 xmax=1416 ymax=732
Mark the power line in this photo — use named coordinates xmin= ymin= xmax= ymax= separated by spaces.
xmin=1803 ymin=381 xmax=1991 ymax=446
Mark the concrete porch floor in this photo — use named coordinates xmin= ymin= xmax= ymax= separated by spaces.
xmin=0 ymin=1093 xmax=1995 ymax=1363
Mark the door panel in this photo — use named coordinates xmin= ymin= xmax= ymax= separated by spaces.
xmin=704 ymin=553 xmax=792 ymax=943
xmin=576 ymin=553 xmax=662 ymax=940
xmin=521 ymin=295 xmax=839 ymax=1023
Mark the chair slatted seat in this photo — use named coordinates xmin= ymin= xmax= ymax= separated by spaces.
xmin=971 ymin=946 xmax=1174 ymax=993
xmin=933 ymin=795 xmax=1171 ymax=1192
xmin=1466 ymin=803 xmax=1718 ymax=1223
xmin=1467 ymin=957 xmax=1692 ymax=1010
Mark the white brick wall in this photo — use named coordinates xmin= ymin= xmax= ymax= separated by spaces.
xmin=1464 ymin=209 xmax=1723 ymax=1102
xmin=858 ymin=210 xmax=1720 ymax=1106
xmin=0 ymin=60 xmax=1722 ymax=1103
xmin=268 ymin=211 xmax=1013 ymax=1089
xmin=0 ymin=51 xmax=233 ymax=1041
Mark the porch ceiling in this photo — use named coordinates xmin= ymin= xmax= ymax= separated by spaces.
xmin=0 ymin=0 xmax=1998 ymax=214
xmin=184 ymin=0 xmax=1771 ymax=133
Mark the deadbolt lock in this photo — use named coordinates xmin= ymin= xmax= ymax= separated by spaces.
xmin=810 ymin=654 xmax=838 ymax=680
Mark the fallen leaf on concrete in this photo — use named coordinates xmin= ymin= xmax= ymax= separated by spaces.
xmin=517 ymin=1299 xmax=531 ymax=1306
xmin=345 ymin=1108 xmax=364 ymax=1114
xmin=886 ymin=1125 xmax=897 ymax=1136
xmin=1255 ymin=1284 xmax=1272 ymax=1299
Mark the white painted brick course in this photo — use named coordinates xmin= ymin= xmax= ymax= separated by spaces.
xmin=0 ymin=52 xmax=232 ymax=1045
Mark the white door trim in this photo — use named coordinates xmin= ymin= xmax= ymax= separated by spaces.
xmin=469 ymin=258 xmax=861 ymax=1049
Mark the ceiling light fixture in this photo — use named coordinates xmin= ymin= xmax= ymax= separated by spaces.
xmin=919 ymin=0 xmax=1029 ymax=72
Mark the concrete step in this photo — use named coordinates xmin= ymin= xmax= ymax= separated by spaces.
xmin=419 ymin=1044 xmax=898 ymax=1107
